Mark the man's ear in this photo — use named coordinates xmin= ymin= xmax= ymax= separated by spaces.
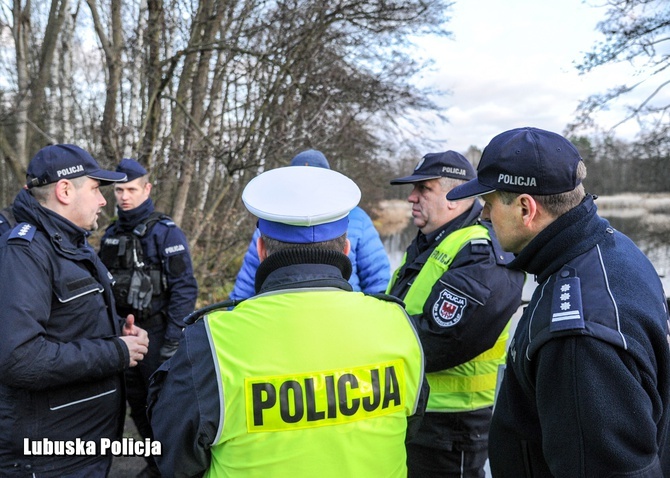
xmin=54 ymin=179 xmax=74 ymax=205
xmin=343 ymin=238 xmax=351 ymax=256
xmin=257 ymin=235 xmax=267 ymax=262
xmin=517 ymin=194 xmax=555 ymax=232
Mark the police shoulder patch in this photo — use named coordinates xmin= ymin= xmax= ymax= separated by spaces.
xmin=164 ymin=243 xmax=187 ymax=255
xmin=8 ymin=223 xmax=36 ymax=242
xmin=550 ymin=266 xmax=585 ymax=333
xmin=432 ymin=288 xmax=467 ymax=327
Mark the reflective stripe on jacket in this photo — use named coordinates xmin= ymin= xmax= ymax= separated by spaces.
xmin=388 ymin=225 xmax=508 ymax=412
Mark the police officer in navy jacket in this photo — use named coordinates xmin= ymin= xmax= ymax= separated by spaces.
xmin=99 ymin=158 xmax=198 ymax=477
xmin=388 ymin=151 xmax=525 ymax=477
xmin=448 ymin=127 xmax=670 ymax=477
xmin=0 ymin=144 xmax=149 ymax=477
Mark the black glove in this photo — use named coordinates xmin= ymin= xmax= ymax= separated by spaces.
xmin=159 ymin=339 xmax=179 ymax=362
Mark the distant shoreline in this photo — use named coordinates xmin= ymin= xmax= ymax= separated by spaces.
xmin=594 ymin=193 xmax=670 ymax=217
xmin=374 ymin=193 xmax=670 ymax=236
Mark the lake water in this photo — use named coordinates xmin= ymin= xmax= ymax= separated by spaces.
xmin=604 ymin=213 xmax=670 ymax=278
xmin=382 ymin=207 xmax=670 ymax=299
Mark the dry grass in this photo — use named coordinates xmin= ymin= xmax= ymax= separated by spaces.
xmin=595 ymin=193 xmax=670 ymax=215
xmin=370 ymin=194 xmax=670 ymax=236
xmin=371 ymin=199 xmax=412 ymax=236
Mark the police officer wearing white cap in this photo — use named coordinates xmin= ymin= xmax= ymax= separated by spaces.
xmin=148 ymin=166 xmax=428 ymax=477
xmin=388 ymin=151 xmax=525 ymax=478
xmin=0 ymin=144 xmax=150 ymax=476
xmin=229 ymin=149 xmax=391 ymax=301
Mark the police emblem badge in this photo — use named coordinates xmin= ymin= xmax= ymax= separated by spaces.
xmin=432 ymin=289 xmax=467 ymax=327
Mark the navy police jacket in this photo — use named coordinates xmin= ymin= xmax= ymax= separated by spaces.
xmin=0 ymin=189 xmax=128 ymax=476
xmin=489 ymin=195 xmax=670 ymax=477
xmin=101 ymin=198 xmax=198 ymax=341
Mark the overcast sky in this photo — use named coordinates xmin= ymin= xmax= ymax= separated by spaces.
xmin=412 ymin=0 xmax=647 ymax=153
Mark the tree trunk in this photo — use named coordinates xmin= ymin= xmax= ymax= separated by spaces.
xmin=87 ymin=0 xmax=123 ymax=163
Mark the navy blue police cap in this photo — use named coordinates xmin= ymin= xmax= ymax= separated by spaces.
xmin=447 ymin=127 xmax=583 ymax=200
xmin=242 ymin=166 xmax=361 ymax=244
xmin=116 ymin=158 xmax=148 ymax=182
xmin=26 ymin=144 xmax=126 ymax=188
xmin=390 ymin=151 xmax=475 ymax=184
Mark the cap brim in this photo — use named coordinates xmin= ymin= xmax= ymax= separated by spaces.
xmin=390 ymin=174 xmax=443 ymax=185
xmin=446 ymin=179 xmax=496 ymax=201
xmin=88 ymin=170 xmax=127 ymax=184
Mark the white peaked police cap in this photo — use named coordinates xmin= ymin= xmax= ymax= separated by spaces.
xmin=242 ymin=166 xmax=361 ymax=244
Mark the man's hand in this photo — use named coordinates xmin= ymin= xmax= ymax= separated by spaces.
xmin=120 ymin=315 xmax=150 ymax=367
xmin=122 ymin=314 xmax=147 ymax=337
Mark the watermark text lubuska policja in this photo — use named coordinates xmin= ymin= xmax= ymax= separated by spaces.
xmin=24 ymin=438 xmax=161 ymax=457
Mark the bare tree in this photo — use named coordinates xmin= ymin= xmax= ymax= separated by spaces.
xmin=86 ymin=0 xmax=124 ymax=162
xmin=0 ymin=0 xmax=456 ymax=301
xmin=0 ymin=0 xmax=71 ymax=187
xmin=570 ymin=0 xmax=670 ymax=144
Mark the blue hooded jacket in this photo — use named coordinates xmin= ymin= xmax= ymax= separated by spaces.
xmin=229 ymin=206 xmax=390 ymax=299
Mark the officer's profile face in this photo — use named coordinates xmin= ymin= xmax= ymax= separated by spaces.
xmin=67 ymin=178 xmax=107 ymax=231
xmin=114 ymin=178 xmax=152 ymax=211
xmin=481 ymin=191 xmax=530 ymax=254
xmin=407 ymin=179 xmax=453 ymax=235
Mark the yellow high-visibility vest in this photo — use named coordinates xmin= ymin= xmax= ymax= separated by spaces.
xmin=388 ymin=225 xmax=509 ymax=412
xmin=204 ymin=289 xmax=424 ymax=477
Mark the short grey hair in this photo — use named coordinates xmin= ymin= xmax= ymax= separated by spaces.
xmin=440 ymin=177 xmax=476 ymax=206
